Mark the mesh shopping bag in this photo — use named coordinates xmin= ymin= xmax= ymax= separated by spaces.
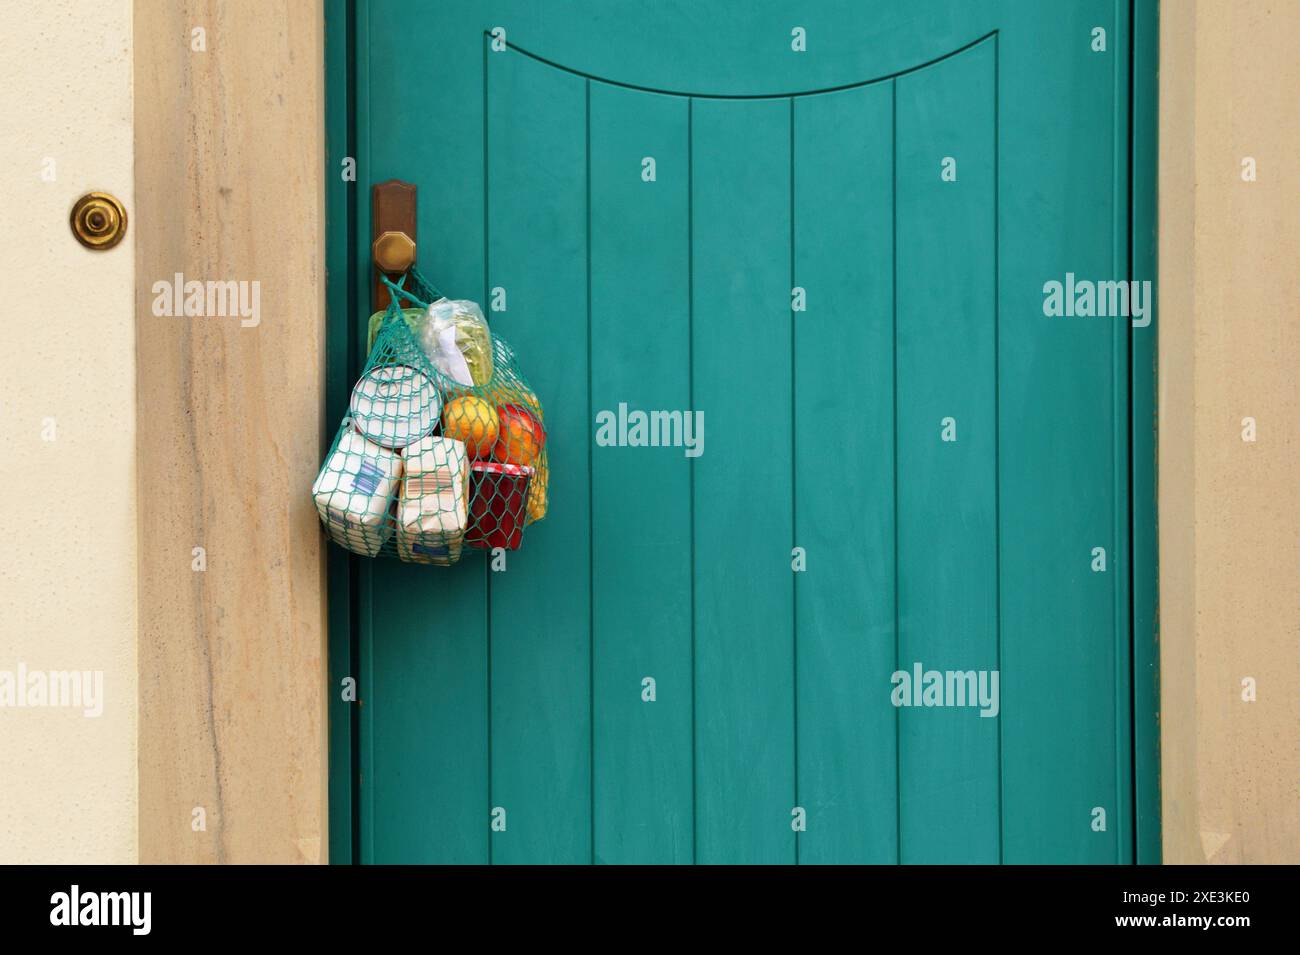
xmin=313 ymin=267 xmax=548 ymax=564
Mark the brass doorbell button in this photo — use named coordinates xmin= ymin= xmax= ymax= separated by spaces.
xmin=70 ymin=192 xmax=128 ymax=250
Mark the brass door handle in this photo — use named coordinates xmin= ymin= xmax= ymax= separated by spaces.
xmin=372 ymin=230 xmax=415 ymax=274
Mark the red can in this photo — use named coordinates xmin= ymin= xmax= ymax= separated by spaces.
xmin=467 ymin=461 xmax=535 ymax=550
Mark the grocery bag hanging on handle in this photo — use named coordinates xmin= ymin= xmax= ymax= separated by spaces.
xmin=313 ymin=266 xmax=549 ymax=564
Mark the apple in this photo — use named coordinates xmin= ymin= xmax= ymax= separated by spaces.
xmin=492 ymin=404 xmax=544 ymax=467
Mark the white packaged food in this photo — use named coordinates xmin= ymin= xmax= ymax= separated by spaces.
xmin=396 ymin=435 xmax=470 ymax=565
xmin=312 ymin=429 xmax=402 ymax=556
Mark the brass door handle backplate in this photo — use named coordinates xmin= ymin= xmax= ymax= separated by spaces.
xmin=371 ymin=180 xmax=417 ymax=310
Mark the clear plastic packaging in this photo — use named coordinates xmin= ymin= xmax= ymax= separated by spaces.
xmin=419 ymin=298 xmax=495 ymax=386
xmin=366 ymin=300 xmax=495 ymax=386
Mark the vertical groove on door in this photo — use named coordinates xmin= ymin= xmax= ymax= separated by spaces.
xmin=481 ymin=29 xmax=493 ymax=867
xmin=585 ymin=77 xmax=595 ymax=865
xmin=788 ymin=94 xmax=799 ymax=866
xmin=687 ymin=96 xmax=697 ymax=867
xmin=1111 ymin=0 xmax=1123 ymax=865
xmin=891 ymin=77 xmax=901 ymax=867
xmin=356 ymin=0 xmax=373 ymax=864
xmin=993 ymin=30 xmax=1004 ymax=865
xmin=1110 ymin=0 xmax=1134 ymax=865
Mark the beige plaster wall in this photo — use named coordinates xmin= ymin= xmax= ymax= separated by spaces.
xmin=1158 ymin=0 xmax=1300 ymax=864
xmin=0 ymin=0 xmax=139 ymax=864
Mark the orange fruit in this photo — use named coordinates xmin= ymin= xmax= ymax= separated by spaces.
xmin=442 ymin=395 xmax=499 ymax=458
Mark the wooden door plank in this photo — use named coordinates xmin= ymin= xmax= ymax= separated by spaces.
xmin=997 ymin=2 xmax=1124 ymax=863
xmin=360 ymin=0 xmax=490 ymax=864
xmin=792 ymin=84 xmax=898 ymax=863
xmin=589 ymin=84 xmax=694 ymax=863
xmin=895 ymin=40 xmax=1000 ymax=863
xmin=483 ymin=50 xmax=593 ymax=864
xmin=691 ymin=97 xmax=796 ymax=864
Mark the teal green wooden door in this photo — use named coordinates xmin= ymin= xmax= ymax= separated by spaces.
xmin=328 ymin=0 xmax=1156 ymax=864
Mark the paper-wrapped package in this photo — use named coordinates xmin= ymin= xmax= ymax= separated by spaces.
xmin=396 ymin=435 xmax=470 ymax=565
xmin=312 ymin=429 xmax=401 ymax=556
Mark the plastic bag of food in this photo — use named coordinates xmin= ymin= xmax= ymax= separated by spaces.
xmin=420 ymin=298 xmax=494 ymax=386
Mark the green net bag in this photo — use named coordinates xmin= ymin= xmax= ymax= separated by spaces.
xmin=313 ymin=267 xmax=549 ymax=565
